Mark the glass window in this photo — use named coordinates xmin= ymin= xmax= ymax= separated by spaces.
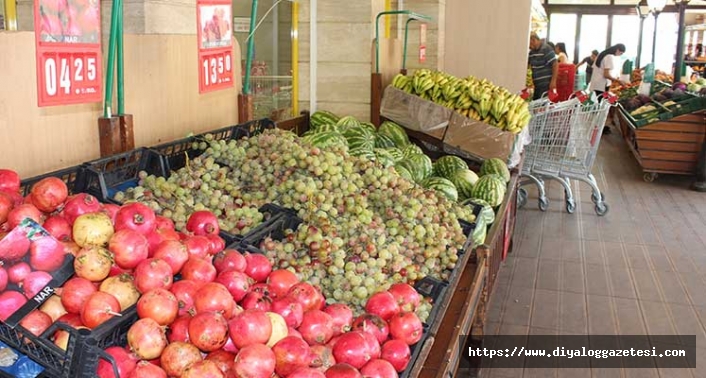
xmin=577 ymin=15 xmax=608 ymax=67
xmin=640 ymin=13 xmax=678 ymax=72
xmin=549 ymin=13 xmax=577 ymax=63
xmin=549 ymin=0 xmax=610 ymax=4
xmin=612 ymin=15 xmax=640 ymax=64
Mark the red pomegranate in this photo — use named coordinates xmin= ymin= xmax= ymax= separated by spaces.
xmin=109 ymin=229 xmax=149 ymax=270
xmin=212 ymin=248 xmax=247 ymax=273
xmin=272 ymin=336 xmax=311 ymax=376
xmin=30 ymin=177 xmax=68 ymax=213
xmin=62 ymin=193 xmax=102 ymax=225
xmin=188 ymin=311 xmax=229 ymax=352
xmin=0 ymin=169 xmax=20 ymax=194
xmin=186 ymin=210 xmax=220 ymax=236
xmin=115 ymin=203 xmax=156 ymax=236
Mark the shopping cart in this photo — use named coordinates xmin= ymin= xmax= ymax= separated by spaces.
xmin=517 ymin=92 xmax=616 ymax=216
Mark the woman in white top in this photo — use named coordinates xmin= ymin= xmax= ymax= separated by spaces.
xmin=554 ymin=43 xmax=569 ymax=64
xmin=589 ymin=44 xmax=626 ymax=134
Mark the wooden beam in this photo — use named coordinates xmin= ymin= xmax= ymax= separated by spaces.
xmin=545 ymin=4 xmax=706 ymax=16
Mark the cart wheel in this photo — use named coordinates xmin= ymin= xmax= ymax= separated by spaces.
xmin=517 ymin=188 xmax=528 ymax=208
xmin=591 ymin=192 xmax=605 ymax=204
xmin=566 ymin=200 xmax=576 ymax=214
xmin=538 ymin=198 xmax=549 ymax=212
xmin=595 ymin=202 xmax=609 ymax=216
xmin=643 ymin=173 xmax=658 ymax=183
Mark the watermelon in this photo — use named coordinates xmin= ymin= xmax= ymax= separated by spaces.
xmin=378 ymin=121 xmax=410 ymax=147
xmin=433 ymin=155 xmax=469 ymax=179
xmin=394 ymin=164 xmax=414 ymax=181
xmin=349 ymin=147 xmax=375 ymax=161
xmin=470 ymin=175 xmax=506 ymax=207
xmin=373 ymin=148 xmax=396 ymax=168
xmin=302 ymin=131 xmax=348 ymax=150
xmin=402 ymin=144 xmax=424 ymax=159
xmin=462 ymin=198 xmax=496 ymax=225
xmin=336 ymin=116 xmax=361 ymax=131
xmin=314 ymin=123 xmax=339 ymax=133
xmin=342 ymin=126 xmax=375 ymax=151
xmin=375 ymin=134 xmax=397 ymax=149
xmin=423 ymin=177 xmax=459 ymax=202
xmin=360 ymin=122 xmax=377 ymax=133
xmin=406 ymin=154 xmax=433 ymax=183
xmin=311 ymin=110 xmax=340 ymax=129
xmin=480 ymin=158 xmax=510 ymax=182
xmin=450 ymin=168 xmax=479 ymax=200
xmin=385 ymin=148 xmax=404 ymax=162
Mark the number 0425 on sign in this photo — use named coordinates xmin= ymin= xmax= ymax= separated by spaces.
xmin=37 ymin=52 xmax=101 ymax=106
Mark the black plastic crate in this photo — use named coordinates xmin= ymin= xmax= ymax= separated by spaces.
xmin=82 ymin=148 xmax=166 ymax=203
xmin=239 ymin=212 xmax=304 ymax=253
xmin=457 ymin=202 xmax=484 ymax=255
xmin=227 ymin=118 xmax=276 ymax=140
xmin=259 ymin=203 xmax=299 ymax=220
xmin=400 ymin=324 xmax=430 ymax=378
xmin=19 ymin=165 xmax=88 ymax=197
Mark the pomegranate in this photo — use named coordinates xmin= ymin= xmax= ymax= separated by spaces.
xmin=267 ymin=269 xmax=299 ymax=298
xmin=272 ymin=336 xmax=311 ymax=376
xmin=205 ymin=234 xmax=226 ymax=254
xmin=133 ymin=258 xmax=173 ymax=293
xmin=249 ymin=282 xmax=272 ymax=297
xmin=215 ymin=270 xmax=251 ymax=302
xmin=77 ymin=3 xmax=100 ymax=36
xmin=188 ymin=311 xmax=229 ymax=352
xmin=205 ymin=350 xmax=236 ymax=377
xmin=127 ymin=318 xmax=168 ymax=360
xmin=359 ymin=331 xmax=381 ymax=360
xmin=186 ymin=210 xmax=220 ymax=236
xmin=154 ymin=215 xmax=174 ymax=231
xmin=152 ymin=240 xmax=189 ymax=274
xmin=288 ymin=283 xmax=325 ymax=312
xmin=388 ymin=283 xmax=421 ymax=312
xmin=244 ymin=252 xmax=272 ymax=283
xmin=20 ymin=271 xmax=52 ymax=298
xmin=265 ymin=311 xmax=288 ymax=347
xmin=228 ymin=309 xmax=272 ymax=349
xmin=380 ymin=339 xmax=411 ymax=372
xmin=96 ymin=346 xmax=139 ymax=378
xmin=233 ymin=344 xmax=276 ymax=378
xmin=323 ymin=304 xmax=353 ymax=336
xmin=100 ymin=204 xmax=121 ymax=225
xmin=30 ymin=177 xmax=68 ymax=213
xmin=299 ymin=310 xmax=334 ymax=346
xmin=39 ymin=295 xmax=67 ymax=322
xmin=194 ymin=282 xmax=236 ymax=318
xmin=169 ymin=279 xmax=199 ymax=317
xmin=0 ymin=169 xmax=20 ymax=193
xmin=324 ymin=363 xmax=363 ymax=378
xmin=74 ymin=246 xmax=113 ymax=282
xmin=180 ymin=257 xmax=217 ymax=287
xmin=73 ymin=212 xmax=115 ymax=248
xmin=0 ymin=291 xmax=27 ymax=321
xmin=271 ymin=297 xmax=304 ymax=328
xmin=332 ymin=331 xmax=371 ymax=369
xmin=365 ymin=291 xmax=400 ymax=321
xmin=0 ymin=266 xmax=6 ymax=292
xmin=241 ymin=291 xmax=273 ymax=312
xmin=290 ymin=368 xmax=326 ymax=378
xmin=388 ymin=312 xmax=423 ymax=345
xmin=212 ymin=248 xmax=247 ymax=273
xmin=43 ymin=215 xmax=72 ymax=241
xmin=147 ymin=228 xmax=181 ymax=256
xmin=0 ymin=229 xmax=31 ymax=261
xmin=7 ymin=261 xmax=32 ymax=284
xmin=81 ymin=291 xmax=121 ymax=328
xmin=7 ymin=203 xmax=44 ymax=229
xmin=360 ymin=359 xmax=397 ymax=378
xmin=181 ymin=360 xmax=225 ymax=378
xmin=289 ymin=327 xmax=303 ymax=339
xmin=99 ymin=273 xmax=140 ymax=311
xmin=0 ymin=191 xmax=13 ymax=225
xmin=128 ymin=360 xmax=167 ymax=378
xmin=159 ymin=341 xmax=203 ymax=377
xmin=109 ymin=230 xmax=149 ymax=269
xmin=183 ymin=236 xmax=212 ymax=259
xmin=29 ymin=234 xmax=66 ymax=272
xmin=19 ymin=309 xmax=52 ymax=336
xmin=62 ymin=194 xmax=102 ymax=225
xmin=352 ymin=314 xmax=389 ymax=344
xmin=60 ymin=276 xmax=97 ymax=313
xmin=137 ymin=288 xmax=178 ymax=326
xmin=115 ymin=203 xmax=156 ymax=236
xmin=309 ymin=345 xmax=336 ymax=372
xmin=167 ymin=314 xmax=191 ymax=343
xmin=62 ymin=241 xmax=81 ymax=257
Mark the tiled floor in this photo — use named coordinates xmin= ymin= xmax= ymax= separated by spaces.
xmin=483 ymin=127 xmax=706 ymax=378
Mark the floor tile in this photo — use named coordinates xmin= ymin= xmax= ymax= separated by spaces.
xmin=502 ymin=286 xmax=534 ymax=327
xmin=639 ymin=301 xmax=679 ymax=344
xmin=561 ymin=239 xmax=583 ymax=262
xmin=559 ymin=291 xmax=587 ymax=333
xmin=537 ymin=259 xmax=562 ymax=292
xmin=631 ymin=269 xmax=662 ymax=302
xmin=680 ymin=273 xmax=706 ymax=306
xmin=665 ymin=304 xmax=706 ymax=349
xmin=586 ymin=295 xmax=617 ymax=334
xmin=531 ymin=290 xmax=560 ymax=330
xmin=540 ymin=238 xmax=563 ymax=261
xmin=607 ymin=265 xmax=637 ymax=299
xmin=583 ymin=240 xmax=605 ymax=266
xmin=623 ymin=244 xmax=650 ymax=270
xmin=516 ymin=236 xmax=541 ymax=259
xmin=561 ymin=261 xmax=585 ymax=294
xmin=613 ymin=297 xmax=647 ymax=335
xmin=644 ymin=244 xmax=673 ymax=272
xmin=654 ymin=270 xmax=690 ymax=305
xmin=603 ymin=242 xmax=627 ymax=268
xmin=511 ymin=257 xmax=539 ymax=289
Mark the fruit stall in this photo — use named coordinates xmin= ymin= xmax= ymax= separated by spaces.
xmin=0 ymin=87 xmax=525 ymax=378
xmin=614 ymin=80 xmax=706 ymax=182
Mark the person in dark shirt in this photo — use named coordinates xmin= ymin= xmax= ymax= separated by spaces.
xmin=528 ymin=33 xmax=558 ymax=100
xmin=576 ymin=50 xmax=599 ymax=85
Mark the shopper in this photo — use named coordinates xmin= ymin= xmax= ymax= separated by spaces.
xmin=576 ymin=50 xmax=599 ymax=85
xmin=528 ymin=32 xmax=558 ymax=101
xmin=589 ymin=43 xmax=627 ymax=134
xmin=555 ymin=42 xmax=569 ymax=64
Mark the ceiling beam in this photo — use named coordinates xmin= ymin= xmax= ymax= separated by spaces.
xmin=545 ymin=4 xmax=706 ymax=16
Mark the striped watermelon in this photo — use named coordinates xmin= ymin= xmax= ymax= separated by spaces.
xmin=342 ymin=126 xmax=375 ymax=151
xmin=480 ymin=158 xmax=510 ymax=183
xmin=313 ymin=123 xmax=339 ymax=133
xmin=402 ymin=144 xmax=424 ymax=159
xmin=378 ymin=121 xmax=410 ymax=147
xmin=433 ymin=155 xmax=469 ymax=179
xmin=385 ymin=148 xmax=404 ymax=162
xmin=311 ymin=110 xmax=340 ymax=129
xmin=394 ymin=164 xmax=414 ymax=181
xmin=302 ymin=131 xmax=348 ymax=150
xmin=462 ymin=198 xmax=495 ymax=225
xmin=360 ymin=122 xmax=377 ymax=133
xmin=349 ymin=147 xmax=375 ymax=161
xmin=336 ymin=116 xmax=361 ymax=131
xmin=423 ymin=177 xmax=459 ymax=202
xmin=470 ymin=175 xmax=506 ymax=207
xmin=450 ymin=168 xmax=479 ymax=200
xmin=375 ymin=134 xmax=397 ymax=149
xmin=407 ymin=154 xmax=433 ymax=183
xmin=373 ymin=148 xmax=396 ymax=168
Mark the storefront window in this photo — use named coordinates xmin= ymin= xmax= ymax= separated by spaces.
xmin=640 ymin=13 xmax=678 ymax=71
xmin=549 ymin=13 xmax=577 ymax=62
xmin=611 ymin=15 xmax=640 ymax=63
xmin=578 ymin=15 xmax=608 ymax=65
xmin=549 ymin=0 xmax=610 ymax=4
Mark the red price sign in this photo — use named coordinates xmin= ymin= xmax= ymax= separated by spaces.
xmin=33 ymin=0 xmax=103 ymax=107
xmin=197 ymin=0 xmax=234 ymax=93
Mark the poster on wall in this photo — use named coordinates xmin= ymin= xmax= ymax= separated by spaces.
xmin=33 ymin=0 xmax=103 ymax=107
xmin=197 ymin=0 xmax=234 ymax=93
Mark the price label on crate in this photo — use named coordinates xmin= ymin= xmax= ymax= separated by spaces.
xmin=197 ymin=0 xmax=235 ymax=94
xmin=33 ymin=0 xmax=103 ymax=107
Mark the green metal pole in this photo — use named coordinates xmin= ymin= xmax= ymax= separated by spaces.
xmin=374 ymin=11 xmax=432 ymax=73
xmin=243 ymin=0 xmax=259 ymax=95
xmin=117 ymin=0 xmax=124 ymax=115
xmin=403 ymin=18 xmax=414 ymax=70
xmin=103 ymin=0 xmax=121 ymax=118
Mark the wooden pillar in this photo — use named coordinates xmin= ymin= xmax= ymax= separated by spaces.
xmin=371 ymin=73 xmax=383 ymax=127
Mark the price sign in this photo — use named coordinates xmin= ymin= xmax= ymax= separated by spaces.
xmin=197 ymin=0 xmax=234 ymax=93
xmin=33 ymin=0 xmax=103 ymax=107
xmin=419 ymin=24 xmax=427 ymax=64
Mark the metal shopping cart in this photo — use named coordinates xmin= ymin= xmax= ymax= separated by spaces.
xmin=517 ymin=92 xmax=616 ymax=216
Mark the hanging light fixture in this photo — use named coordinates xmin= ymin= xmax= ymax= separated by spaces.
xmin=647 ymin=0 xmax=667 ymax=13
xmin=636 ymin=0 xmax=651 ymax=68
xmin=636 ymin=0 xmax=651 ymax=18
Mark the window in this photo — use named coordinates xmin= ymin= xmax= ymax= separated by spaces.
xmin=578 ymin=15 xmax=608 ymax=66
xmin=640 ymin=13 xmax=678 ymax=71
xmin=549 ymin=14 xmax=577 ymax=62
xmin=549 ymin=0 xmax=610 ymax=4
xmin=611 ymin=15 xmax=640 ymax=63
